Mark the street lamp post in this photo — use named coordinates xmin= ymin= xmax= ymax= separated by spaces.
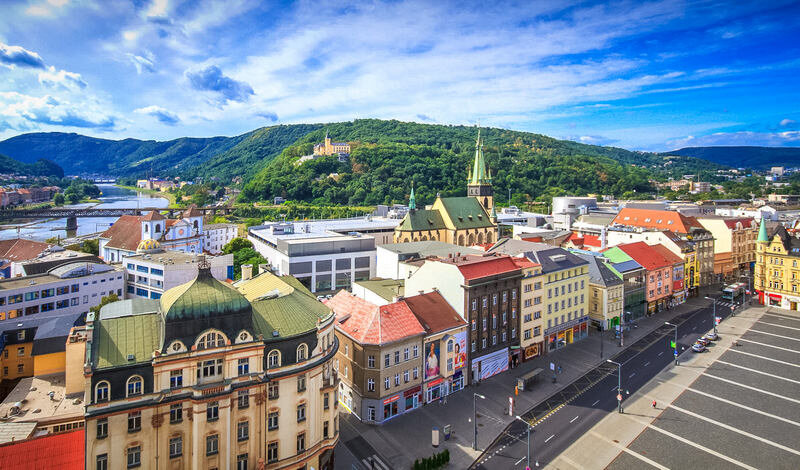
xmin=473 ymin=393 xmax=486 ymax=451
xmin=704 ymin=296 xmax=717 ymax=334
xmin=600 ymin=323 xmax=604 ymax=359
xmin=665 ymin=321 xmax=678 ymax=365
xmin=515 ymin=415 xmax=535 ymax=469
xmin=607 ymin=359 xmax=622 ymax=413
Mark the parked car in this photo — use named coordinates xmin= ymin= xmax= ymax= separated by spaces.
xmin=703 ymin=332 xmax=719 ymax=341
xmin=691 ymin=342 xmax=706 ymax=353
xmin=695 ymin=337 xmax=711 ymax=347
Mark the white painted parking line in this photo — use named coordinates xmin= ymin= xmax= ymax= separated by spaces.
xmin=763 ymin=312 xmax=800 ymax=322
xmin=716 ymin=359 xmax=800 ymax=385
xmin=629 ymin=372 xmax=636 ymax=378
xmin=545 ymin=434 xmax=555 ymax=443
xmin=611 ymin=385 xmax=618 ymax=392
xmin=589 ymin=430 xmax=670 ymax=470
xmin=362 ymin=456 xmax=391 ymax=470
xmin=738 ymin=337 xmax=800 ymax=354
xmin=658 ymin=351 xmax=664 ymax=357
xmin=570 ymin=415 xmax=579 ymax=423
xmin=646 ymin=423 xmax=757 ymax=469
xmin=758 ymin=321 xmax=800 ymax=332
xmin=669 ymin=404 xmax=800 ymax=457
xmin=749 ymin=329 xmax=800 ymax=342
xmin=703 ymin=373 xmax=800 ymax=405
xmin=728 ymin=348 xmax=800 ymax=368
xmin=687 ymin=387 xmax=800 ymax=428
xmin=592 ymin=399 xmax=600 ymax=406
xmin=643 ymin=361 xmax=650 ymax=367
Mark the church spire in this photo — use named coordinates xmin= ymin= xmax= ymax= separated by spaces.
xmin=758 ymin=216 xmax=769 ymax=243
xmin=469 ymin=127 xmax=490 ymax=185
xmin=409 ymin=184 xmax=416 ymax=210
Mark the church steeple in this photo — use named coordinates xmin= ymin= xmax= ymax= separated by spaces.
xmin=467 ymin=126 xmax=493 ymax=214
xmin=409 ymin=184 xmax=416 ymax=211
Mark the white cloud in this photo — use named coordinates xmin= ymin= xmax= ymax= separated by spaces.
xmin=25 ymin=0 xmax=71 ymax=17
xmin=145 ymin=0 xmax=169 ymax=19
xmin=0 ymin=91 xmax=115 ymax=130
xmin=780 ymin=118 xmax=796 ymax=127
xmin=134 ymin=105 xmax=180 ymax=125
xmin=667 ymin=131 xmax=800 ymax=148
xmin=38 ymin=65 xmax=88 ymax=89
xmin=126 ymin=52 xmax=155 ymax=73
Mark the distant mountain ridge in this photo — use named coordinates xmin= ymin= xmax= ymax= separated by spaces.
xmin=663 ymin=146 xmax=800 ymax=169
xmin=0 ymin=153 xmax=63 ymax=178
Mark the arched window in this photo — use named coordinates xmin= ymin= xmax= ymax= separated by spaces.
xmin=144 ymin=224 xmax=149 ymax=233
xmin=297 ymin=344 xmax=308 ymax=362
xmin=486 ymin=232 xmax=493 ymax=244
xmin=127 ymin=375 xmax=143 ymax=396
xmin=458 ymin=234 xmax=465 ymax=246
xmin=477 ymin=233 xmax=484 ymax=245
xmin=483 ymin=197 xmax=488 ymax=209
xmin=193 ymin=220 xmax=199 ymax=230
xmin=447 ymin=339 xmax=454 ymax=353
xmin=468 ymin=233 xmax=475 ymax=245
xmin=196 ymin=331 xmax=226 ymax=350
xmin=155 ymin=224 xmax=161 ymax=233
xmin=267 ymin=350 xmax=281 ymax=368
xmin=95 ymin=381 xmax=110 ymax=402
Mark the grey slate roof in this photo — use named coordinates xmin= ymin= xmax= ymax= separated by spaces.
xmin=574 ymin=253 xmax=624 ymax=287
xmin=524 ymin=247 xmax=589 ymax=274
xmin=380 ymin=241 xmax=482 ymax=260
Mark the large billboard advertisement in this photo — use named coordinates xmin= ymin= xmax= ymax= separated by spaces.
xmin=452 ymin=331 xmax=467 ymax=370
xmin=424 ymin=341 xmax=440 ymax=380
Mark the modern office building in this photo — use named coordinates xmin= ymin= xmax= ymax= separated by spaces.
xmin=84 ymin=262 xmax=339 ymax=470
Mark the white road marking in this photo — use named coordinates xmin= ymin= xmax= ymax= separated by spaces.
xmin=643 ymin=361 xmax=650 ymax=367
xmin=749 ymin=329 xmax=800 ymax=342
xmin=737 ymin=337 xmax=800 ymax=354
xmin=658 ymin=351 xmax=664 ymax=357
xmin=670 ymin=404 xmax=800 ymax=456
xmin=716 ymin=359 xmax=800 ymax=385
xmin=545 ymin=434 xmax=555 ymax=443
xmin=362 ymin=456 xmax=391 ymax=470
xmin=610 ymin=385 xmax=618 ymax=392
xmin=646 ymin=423 xmax=758 ymax=469
xmin=728 ymin=348 xmax=800 ymax=368
xmin=629 ymin=372 xmax=636 ymax=378
xmin=703 ymin=373 xmax=800 ymax=405
xmin=570 ymin=415 xmax=579 ymax=423
xmin=687 ymin=387 xmax=800 ymax=428
xmin=763 ymin=312 xmax=800 ymax=323
xmin=589 ymin=430 xmax=670 ymax=470
xmin=759 ymin=320 xmax=800 ymax=332
xmin=591 ymin=400 xmax=600 ymax=407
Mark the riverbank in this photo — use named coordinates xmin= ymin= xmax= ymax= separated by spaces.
xmin=115 ymin=185 xmax=178 ymax=206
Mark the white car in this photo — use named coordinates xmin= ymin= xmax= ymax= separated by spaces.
xmin=703 ymin=332 xmax=719 ymax=342
xmin=691 ymin=342 xmax=706 ymax=353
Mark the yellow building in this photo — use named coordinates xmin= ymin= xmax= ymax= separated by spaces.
xmin=84 ymin=262 xmax=339 ymax=470
xmin=314 ymin=131 xmax=350 ymax=156
xmin=517 ymin=259 xmax=545 ymax=361
xmin=394 ymin=130 xmax=497 ymax=246
xmin=573 ymin=253 xmax=624 ymax=330
xmin=755 ymin=219 xmax=800 ymax=310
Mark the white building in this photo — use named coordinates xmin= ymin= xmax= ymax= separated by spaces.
xmin=248 ymin=221 xmax=379 ymax=293
xmin=0 ymin=261 xmax=123 ymax=324
xmin=203 ymin=223 xmax=238 ymax=254
xmin=375 ymin=241 xmax=482 ymax=280
xmin=715 ymin=205 xmax=779 ymax=221
xmin=122 ymin=244 xmax=233 ymax=300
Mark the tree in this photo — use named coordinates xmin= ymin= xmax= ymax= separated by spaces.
xmin=223 ymin=237 xmax=253 ymax=254
xmin=90 ymin=293 xmax=119 ymax=315
xmin=53 ymin=193 xmax=65 ymax=206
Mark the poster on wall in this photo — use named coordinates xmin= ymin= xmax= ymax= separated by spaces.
xmin=453 ymin=331 xmax=467 ymax=370
xmin=424 ymin=341 xmax=440 ymax=379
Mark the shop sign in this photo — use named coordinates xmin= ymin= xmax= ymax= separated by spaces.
xmin=427 ymin=377 xmax=444 ymax=388
xmin=404 ymin=386 xmax=421 ymax=397
xmin=383 ymin=394 xmax=400 ymax=405
xmin=524 ymin=344 xmax=539 ymax=359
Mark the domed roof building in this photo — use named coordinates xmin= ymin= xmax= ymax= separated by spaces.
xmin=84 ymin=261 xmax=339 ymax=470
xmin=135 ymin=238 xmax=161 ymax=253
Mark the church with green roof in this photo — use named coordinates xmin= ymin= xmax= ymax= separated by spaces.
xmin=394 ymin=129 xmax=498 ymax=246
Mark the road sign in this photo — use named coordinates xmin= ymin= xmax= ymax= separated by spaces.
xmin=674 ymin=350 xmax=678 ymax=356
xmin=670 ymin=340 xmax=676 ymax=349
xmin=715 ymin=316 xmax=721 ymax=324
xmin=550 ymin=362 xmax=555 ymax=371
xmin=617 ymin=394 xmax=622 ymax=401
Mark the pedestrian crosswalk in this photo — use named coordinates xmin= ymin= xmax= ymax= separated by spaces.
xmin=360 ymin=454 xmax=392 ymax=470
xmin=717 ymin=301 xmax=737 ymax=308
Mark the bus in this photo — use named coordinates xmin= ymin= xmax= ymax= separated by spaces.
xmin=721 ymin=282 xmax=745 ymax=302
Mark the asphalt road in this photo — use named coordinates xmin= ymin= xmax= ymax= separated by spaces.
xmin=472 ymin=296 xmax=741 ymax=469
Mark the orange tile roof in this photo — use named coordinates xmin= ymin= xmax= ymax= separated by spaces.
xmin=0 ymin=429 xmax=84 ymax=470
xmin=616 ymin=242 xmax=682 ymax=271
xmin=141 ymin=209 xmax=165 ymax=221
xmin=612 ymin=208 xmax=701 ymax=233
xmin=402 ymin=291 xmax=466 ymax=334
xmin=0 ymin=238 xmax=53 ymax=262
xmin=326 ymin=291 xmax=425 ymax=345
xmin=100 ymin=214 xmax=143 ymax=251
xmin=511 ymin=258 xmax=539 ymax=269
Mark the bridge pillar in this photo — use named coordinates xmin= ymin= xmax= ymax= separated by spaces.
xmin=66 ymin=216 xmax=78 ymax=231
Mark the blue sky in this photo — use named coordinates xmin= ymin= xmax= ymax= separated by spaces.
xmin=1 ymin=0 xmax=799 ymax=151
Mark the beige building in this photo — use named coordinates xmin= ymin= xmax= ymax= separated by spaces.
xmin=314 ymin=131 xmax=350 ymax=156
xmin=573 ymin=253 xmax=624 ymax=331
xmin=696 ymin=216 xmax=758 ymax=282
xmin=83 ymin=263 xmax=338 ymax=470
xmin=517 ymin=259 xmax=545 ymax=361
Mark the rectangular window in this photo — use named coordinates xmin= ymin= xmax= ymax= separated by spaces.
xmin=471 ymin=341 xmax=476 ymax=353
xmin=268 ymin=411 xmax=279 ymax=430
xmin=238 ymin=389 xmax=249 ymax=409
xmin=385 ymin=377 xmax=390 ymax=390
xmin=170 ymin=370 xmax=183 ymax=388
xmin=207 ymin=401 xmax=219 ymax=421
xmin=96 ymin=417 xmax=108 ymax=439
xmin=394 ymin=373 xmax=400 ymax=386
xmin=297 ymin=403 xmax=306 ymax=422
xmin=524 ymin=329 xmax=531 ymax=340
xmin=413 ymin=345 xmax=419 ymax=357
xmin=170 ymin=403 xmax=182 ymax=423
xmin=127 ymin=446 xmax=141 ymax=468
xmin=394 ymin=351 xmax=400 ymax=364
xmin=237 ymin=454 xmax=248 ymax=470
xmin=534 ymin=326 xmax=541 ymax=336
xmin=267 ymin=442 xmax=278 ymax=463
xmin=206 ymin=434 xmax=219 ymax=456
xmin=324 ymin=392 xmax=330 ymax=409
xmin=169 ymin=436 xmax=182 ymax=458
xmin=447 ymin=357 xmax=453 ymax=372
xmin=403 ymin=348 xmax=409 ymax=361
xmin=297 ymin=374 xmax=306 ymax=392
xmin=128 ymin=411 xmax=141 ymax=432
xmin=238 ymin=358 xmax=249 ymax=376
xmin=268 ymin=381 xmax=279 ymax=399
xmin=96 ymin=454 xmax=108 ymax=470
xmin=297 ymin=432 xmax=306 ymax=453
xmin=384 ymin=354 xmax=390 ymax=367
xmin=324 ymin=420 xmax=330 ymax=439
xmin=367 ymin=378 xmax=375 ymax=391
xmin=237 ymin=421 xmax=249 ymax=441
xmin=404 ymin=370 xmax=409 ymax=382
xmin=368 ymin=355 xmax=375 ymax=368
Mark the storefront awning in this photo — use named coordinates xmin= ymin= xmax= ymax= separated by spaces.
xmin=769 ymin=294 xmax=782 ymax=301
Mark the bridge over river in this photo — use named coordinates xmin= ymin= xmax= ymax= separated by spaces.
xmin=0 ymin=206 xmax=233 ymax=229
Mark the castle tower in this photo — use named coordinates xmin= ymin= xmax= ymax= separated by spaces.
xmin=467 ymin=128 xmax=493 ymax=213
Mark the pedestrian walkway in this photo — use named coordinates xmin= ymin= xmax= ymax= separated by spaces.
xmin=337 ymin=290 xmax=723 ymax=470
xmin=546 ymin=303 xmax=768 ymax=470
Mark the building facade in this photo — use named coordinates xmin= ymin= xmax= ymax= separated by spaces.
xmin=573 ymin=253 xmax=624 ymax=330
xmin=204 ymin=223 xmax=239 ymax=254
xmin=84 ymin=264 xmax=339 ymax=470
xmin=697 ymin=216 xmax=757 ymax=282
xmin=99 ymin=208 xmax=206 ymax=263
xmin=755 ymin=219 xmax=800 ymax=310
xmin=517 ymin=260 xmax=545 ymax=361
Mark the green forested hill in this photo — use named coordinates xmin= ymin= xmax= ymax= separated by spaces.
xmin=663 ymin=146 xmax=800 ymax=169
xmin=0 ymin=153 xmax=63 ymax=177
xmin=240 ymin=119 xmax=697 ymax=205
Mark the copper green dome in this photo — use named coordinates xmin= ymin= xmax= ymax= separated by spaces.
xmin=160 ymin=267 xmax=251 ymax=322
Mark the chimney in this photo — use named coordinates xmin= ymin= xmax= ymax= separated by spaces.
xmin=258 ymin=263 xmax=269 ymax=275
xmin=242 ymin=264 xmax=253 ymax=281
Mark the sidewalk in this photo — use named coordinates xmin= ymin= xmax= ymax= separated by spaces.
xmin=545 ymin=303 xmax=766 ymax=470
xmin=338 ymin=291 xmax=720 ymax=470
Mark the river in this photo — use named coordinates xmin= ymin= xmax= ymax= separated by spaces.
xmin=0 ymin=184 xmax=170 ymax=242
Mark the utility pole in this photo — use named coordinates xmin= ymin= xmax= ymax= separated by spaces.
xmin=704 ymin=296 xmax=717 ymax=334
xmin=607 ymin=359 xmax=622 ymax=413
xmin=665 ymin=321 xmax=679 ymax=365
xmin=473 ymin=393 xmax=486 ymax=451
xmin=515 ymin=415 xmax=535 ymax=469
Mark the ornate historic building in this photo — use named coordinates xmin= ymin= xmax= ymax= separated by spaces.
xmin=84 ymin=260 xmax=339 ymax=470
xmin=394 ymin=130 xmax=497 ymax=246
xmin=755 ymin=218 xmax=800 ymax=311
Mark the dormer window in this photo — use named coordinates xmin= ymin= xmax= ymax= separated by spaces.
xmin=196 ymin=331 xmax=226 ymax=350
xmin=127 ymin=375 xmax=143 ymax=397
xmin=268 ymin=350 xmax=281 ymax=368
xmin=95 ymin=381 xmax=110 ymax=402
xmin=297 ymin=344 xmax=308 ymax=362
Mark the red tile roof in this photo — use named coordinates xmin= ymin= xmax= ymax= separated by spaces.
xmin=326 ymin=291 xmax=425 ymax=345
xmin=0 ymin=429 xmax=84 ymax=470
xmin=615 ymin=242 xmax=681 ymax=271
xmin=723 ymin=217 xmax=756 ymax=230
xmin=612 ymin=208 xmax=701 ymax=233
xmin=100 ymin=214 xmax=144 ymax=251
xmin=511 ymin=258 xmax=539 ymax=269
xmin=0 ymin=238 xmax=53 ymax=262
xmin=141 ymin=209 xmax=165 ymax=221
xmin=439 ymin=254 xmax=522 ymax=281
xmin=402 ymin=291 xmax=466 ymax=334
xmin=183 ymin=205 xmax=203 ymax=218
xmin=566 ymin=232 xmax=602 ymax=248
